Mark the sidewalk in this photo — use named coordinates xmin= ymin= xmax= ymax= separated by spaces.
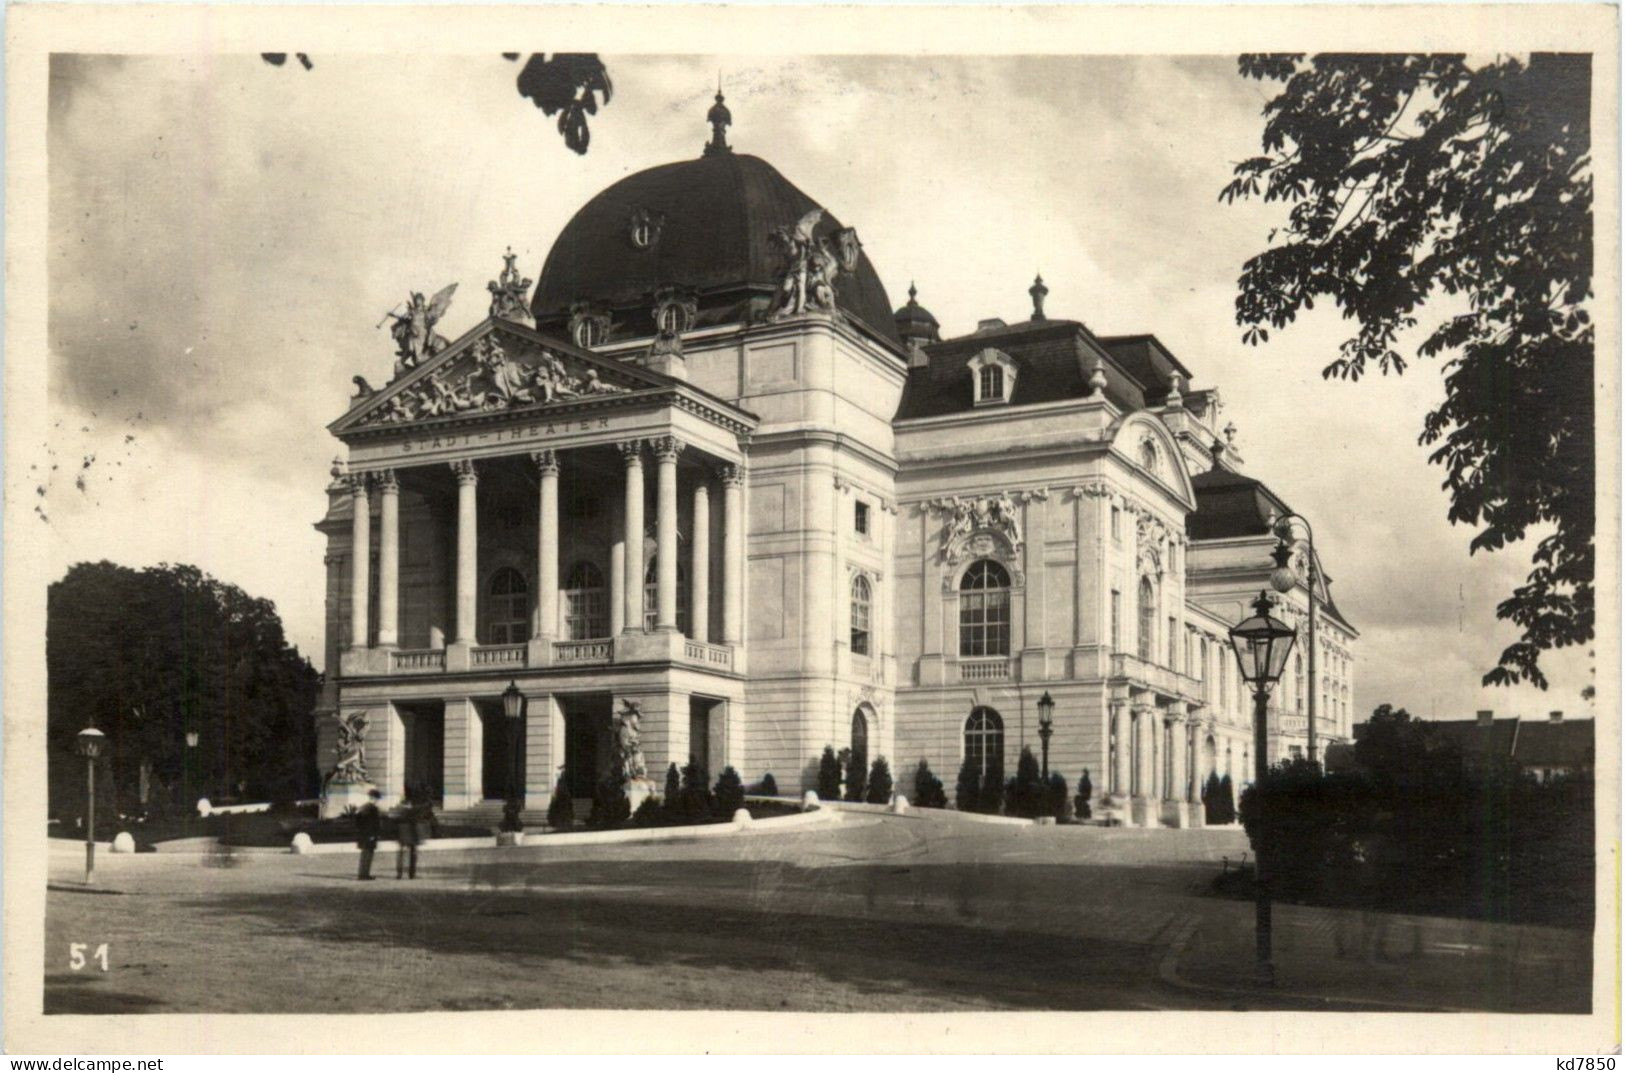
xmin=1167 ymin=893 xmax=1591 ymax=1012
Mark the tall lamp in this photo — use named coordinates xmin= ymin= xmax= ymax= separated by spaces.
xmin=501 ymin=680 xmax=526 ymax=806
xmin=184 ymin=726 xmax=199 ymax=818
xmin=1036 ymin=691 xmax=1055 ymax=779
xmin=74 ymin=724 xmax=107 ymax=886
xmin=1227 ymin=589 xmax=1297 ymax=986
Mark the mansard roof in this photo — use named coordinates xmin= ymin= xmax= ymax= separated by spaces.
xmin=329 ymin=317 xmax=756 ymax=441
xmin=894 ymin=319 xmax=1198 ymax=421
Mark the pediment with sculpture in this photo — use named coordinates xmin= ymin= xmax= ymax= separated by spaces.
xmin=345 ymin=325 xmax=655 ymax=431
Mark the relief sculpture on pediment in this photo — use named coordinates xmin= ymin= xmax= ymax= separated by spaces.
xmin=358 ymin=331 xmax=630 ymax=427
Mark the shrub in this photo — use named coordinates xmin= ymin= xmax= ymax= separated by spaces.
xmin=1004 ymin=747 xmax=1045 ymax=818
xmin=977 ymin=756 xmax=1005 ymax=815
xmin=838 ymin=747 xmax=864 ymax=802
xmin=954 ymin=757 xmax=980 ymax=811
xmin=1047 ymin=772 xmax=1070 ymax=822
xmin=547 ymin=773 xmax=575 ymax=830
xmin=713 ymin=766 xmax=745 ymax=816
xmin=588 ymin=776 xmax=630 ymax=828
xmin=864 ymin=757 xmax=894 ymax=805
xmin=664 ymin=762 xmax=681 ymax=807
xmin=673 ymin=756 xmax=712 ymax=819
xmin=1075 ymin=768 xmax=1094 ymax=819
xmin=631 ymin=796 xmax=663 ymax=827
xmin=1215 ymin=774 xmax=1237 ymax=825
xmin=817 ymin=747 xmax=842 ymax=800
xmin=914 ymin=759 xmax=948 ymax=809
xmin=759 ymin=772 xmax=779 ymax=796
xmin=500 ymin=796 xmax=525 ymax=833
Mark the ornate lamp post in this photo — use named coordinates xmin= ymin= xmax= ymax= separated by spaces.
xmin=1036 ymin=691 xmax=1055 ymax=779
xmin=501 ymin=680 xmax=526 ymax=806
xmin=1269 ymin=512 xmax=1320 ymax=765
xmin=184 ymin=727 xmax=199 ymax=818
xmin=74 ymin=723 xmax=107 ymax=886
xmin=1228 ymin=590 xmax=1297 ymax=987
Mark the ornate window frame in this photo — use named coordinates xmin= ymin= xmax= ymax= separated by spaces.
xmin=967 ymin=347 xmax=1017 ymax=406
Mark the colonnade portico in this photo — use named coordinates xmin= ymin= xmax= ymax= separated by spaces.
xmin=1107 ymin=690 xmax=1203 ymax=827
xmin=338 ymin=435 xmax=747 ymax=678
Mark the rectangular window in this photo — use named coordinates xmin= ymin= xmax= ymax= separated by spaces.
xmin=958 ymin=590 xmax=1011 ymax=657
xmin=854 ymin=500 xmax=870 ymax=536
xmin=565 ymin=589 xmax=607 ymax=640
xmin=1167 ymin=617 xmax=1177 ymax=668
xmin=1111 ymin=506 xmax=1121 ymax=541
xmin=1110 ymin=589 xmax=1122 ymax=651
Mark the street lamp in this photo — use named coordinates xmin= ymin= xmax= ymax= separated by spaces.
xmin=74 ymin=723 xmax=107 ymax=886
xmin=501 ymin=680 xmax=526 ymax=806
xmin=1269 ymin=511 xmax=1321 ymax=766
xmin=184 ymin=727 xmax=199 ymax=819
xmin=1228 ymin=589 xmax=1297 ymax=987
xmin=1036 ymin=691 xmax=1055 ymax=779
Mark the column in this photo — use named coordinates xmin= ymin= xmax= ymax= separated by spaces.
xmin=1110 ymin=703 xmax=1129 ymax=797
xmin=1167 ymin=703 xmax=1187 ymax=803
xmin=348 ymin=474 xmax=370 ymax=649
xmin=376 ymin=470 xmax=399 ymax=647
xmin=720 ymin=462 xmax=745 ymax=646
xmin=832 ymin=479 xmax=849 ymax=660
xmin=619 ymin=440 xmax=645 ymax=632
xmin=691 ymin=478 xmax=711 ymax=643
xmin=442 ymin=697 xmax=483 ymax=811
xmin=532 ymin=450 xmax=560 ymax=640
xmin=451 ymin=460 xmax=478 ymax=644
xmin=653 ymin=436 xmax=683 ymax=631
xmin=609 ymin=491 xmax=625 ymax=636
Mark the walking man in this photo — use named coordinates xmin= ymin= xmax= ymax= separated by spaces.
xmin=396 ymin=787 xmax=425 ymax=880
xmin=356 ymin=788 xmax=382 ymax=880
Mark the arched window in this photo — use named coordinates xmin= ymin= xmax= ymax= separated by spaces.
xmin=979 ymin=365 xmax=1004 ymax=400
xmin=643 ymin=558 xmax=689 ymax=634
xmin=959 ymin=560 xmax=1011 ymax=657
xmin=850 ymin=574 xmax=872 ymax=656
xmin=1294 ymin=654 xmax=1304 ymax=711
xmin=1199 ymin=637 xmax=1210 ymax=701
xmin=563 ymin=561 xmax=607 ymax=640
xmin=573 ymin=318 xmax=603 ymax=348
xmin=484 ymin=567 xmax=528 ymax=645
xmin=1137 ymin=576 xmax=1156 ymax=661
xmin=657 ymin=303 xmax=690 ymax=335
xmin=964 ymin=706 xmax=1004 ymax=780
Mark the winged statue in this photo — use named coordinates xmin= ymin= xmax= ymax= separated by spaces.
xmin=386 ymin=282 xmax=458 ymax=370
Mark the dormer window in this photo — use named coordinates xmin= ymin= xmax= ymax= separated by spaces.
xmin=574 ymin=319 xmax=604 ymax=348
xmin=968 ymin=347 xmax=1017 ymax=406
xmin=568 ymin=303 xmax=610 ymax=349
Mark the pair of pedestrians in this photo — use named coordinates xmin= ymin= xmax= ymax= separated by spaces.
xmin=356 ymin=788 xmax=435 ymax=880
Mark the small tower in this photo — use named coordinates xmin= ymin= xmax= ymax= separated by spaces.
xmin=704 ymin=85 xmax=732 ymax=157
xmin=1028 ymin=273 xmax=1049 ymax=322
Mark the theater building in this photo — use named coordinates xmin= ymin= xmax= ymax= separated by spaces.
xmin=315 ymin=100 xmax=1356 ymax=823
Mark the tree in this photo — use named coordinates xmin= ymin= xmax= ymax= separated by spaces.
xmin=713 ymin=766 xmax=745 ymax=816
xmin=978 ymin=755 xmax=1006 ymax=815
xmin=1216 ymin=774 xmax=1237 ymax=825
xmin=817 ymin=746 xmax=842 ymax=801
xmin=1224 ymin=53 xmax=1593 ymax=690
xmin=758 ymin=772 xmax=779 ymax=796
xmin=664 ymin=762 xmax=681 ymax=807
xmin=843 ymin=745 xmax=868 ymax=802
xmin=864 ymin=757 xmax=894 ymax=805
xmin=913 ymin=759 xmax=948 ymax=809
xmin=546 ymin=771 xmax=574 ymax=831
xmin=1047 ymin=772 xmax=1071 ymax=822
xmin=954 ymin=756 xmax=981 ymax=812
xmin=47 ymin=561 xmax=320 ymax=819
xmin=676 ymin=756 xmax=712 ymax=819
xmin=1004 ymin=746 xmax=1045 ymax=818
xmin=262 ymin=53 xmax=613 ymax=156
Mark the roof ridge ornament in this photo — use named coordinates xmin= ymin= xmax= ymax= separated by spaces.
xmin=487 ymin=247 xmax=534 ymax=326
xmin=1029 ymin=272 xmax=1048 ymax=322
xmin=704 ymin=82 xmax=732 ymax=157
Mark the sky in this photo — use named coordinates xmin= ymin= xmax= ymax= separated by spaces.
xmin=42 ymin=51 xmax=1596 ymax=721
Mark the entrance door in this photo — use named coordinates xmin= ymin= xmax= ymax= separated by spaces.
xmin=560 ymin=694 xmax=612 ymax=799
xmin=480 ymin=700 xmax=527 ymax=802
xmin=401 ymin=703 xmax=445 ymax=802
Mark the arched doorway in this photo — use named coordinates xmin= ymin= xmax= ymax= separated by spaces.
xmin=847 ymin=706 xmax=871 ymax=801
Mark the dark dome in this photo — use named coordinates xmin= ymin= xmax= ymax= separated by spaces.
xmin=532 ymin=152 xmax=901 ymax=350
xmin=894 ymin=283 xmax=940 ymax=345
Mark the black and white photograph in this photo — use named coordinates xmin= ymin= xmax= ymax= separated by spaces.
xmin=4 ymin=3 xmax=1617 ymax=1056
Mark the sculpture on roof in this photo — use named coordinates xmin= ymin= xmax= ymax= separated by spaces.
xmin=487 ymin=248 xmax=534 ymax=325
xmin=770 ymin=209 xmax=861 ymax=320
xmin=384 ymin=283 xmax=458 ymax=373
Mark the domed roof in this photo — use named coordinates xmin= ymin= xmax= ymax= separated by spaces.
xmin=894 ymin=282 xmax=940 ymax=345
xmin=531 ymin=151 xmax=901 ymax=350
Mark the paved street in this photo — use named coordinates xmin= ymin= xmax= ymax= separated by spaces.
xmin=44 ymin=811 xmax=1591 ymax=1014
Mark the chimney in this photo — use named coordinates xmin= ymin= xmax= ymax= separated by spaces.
xmin=1476 ymin=709 xmax=1493 ymax=726
xmin=977 ymin=317 xmax=1007 ymax=333
xmin=1549 ymin=710 xmax=1563 ymax=723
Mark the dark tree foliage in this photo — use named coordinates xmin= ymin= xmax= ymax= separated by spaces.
xmin=514 ymin=54 xmax=614 ymax=155
xmin=977 ymin=756 xmax=1005 ymax=815
xmin=1004 ymin=746 xmax=1046 ymax=818
xmin=546 ymin=771 xmax=574 ymax=830
xmin=500 ymin=796 xmax=525 ymax=833
xmin=672 ymin=755 xmax=711 ymax=819
xmin=913 ymin=759 xmax=948 ymax=809
xmin=758 ymin=772 xmax=779 ymax=796
xmin=953 ymin=756 xmax=981 ymax=812
xmin=816 ymin=746 xmax=842 ymax=801
xmin=588 ymin=775 xmax=630 ymax=828
xmin=843 ymin=745 xmax=867 ymax=802
xmin=1075 ymin=768 xmax=1094 ymax=819
xmin=1216 ymin=774 xmax=1237 ymax=825
xmin=664 ymin=762 xmax=681 ymax=806
xmin=712 ymin=766 xmax=745 ymax=816
xmin=864 ymin=757 xmax=894 ymax=805
xmin=1224 ymin=53 xmax=1594 ymax=689
xmin=1047 ymin=772 xmax=1070 ymax=822
xmin=47 ymin=561 xmax=320 ymax=820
